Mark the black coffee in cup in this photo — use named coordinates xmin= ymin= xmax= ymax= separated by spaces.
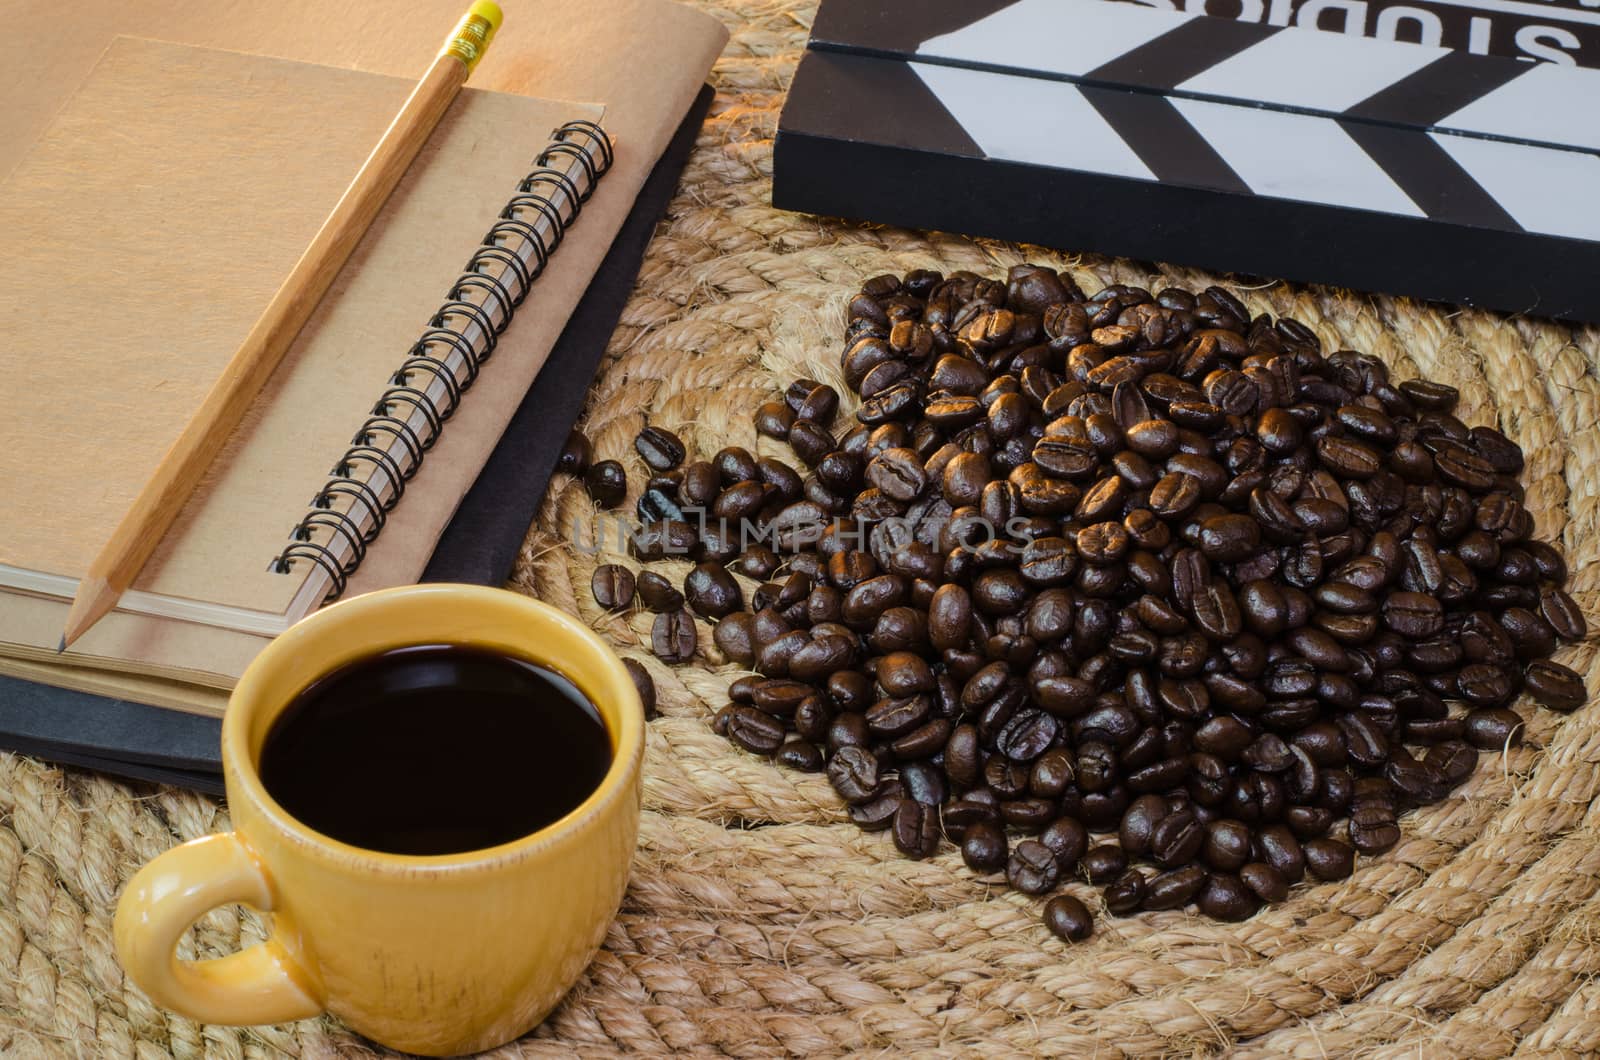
xmin=259 ymin=645 xmax=612 ymax=856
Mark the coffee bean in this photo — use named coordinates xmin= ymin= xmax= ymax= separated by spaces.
xmin=1348 ymin=803 xmax=1401 ymax=854
xmin=1198 ymin=873 xmax=1260 ymax=921
xmin=787 ymin=379 xmax=840 ymax=425
xmin=1081 ymin=844 xmax=1127 ymax=885
xmin=893 ymin=799 xmax=942 ymax=860
xmin=730 ymin=547 xmax=780 ymax=581
xmin=867 ymin=691 xmax=933 ymax=738
xmin=651 ymin=609 xmax=696 ymax=663
xmin=1121 ymin=418 xmax=1180 ymax=461
xmin=788 ymin=420 xmax=836 ymax=468
xmin=1524 ymin=660 xmax=1586 ymax=712
xmin=1104 ymin=869 xmax=1148 ymax=914
xmin=584 ymin=460 xmax=627 ymax=508
xmin=623 ymin=658 xmax=658 ymax=721
xmin=1202 ymin=819 xmax=1253 ymax=871
xmin=1198 ymin=514 xmax=1260 ymax=562
xmin=749 ymin=680 xmax=812 ymax=718
xmin=1143 ymin=865 xmax=1207 ymax=910
xmin=1043 ymin=894 xmax=1094 ymax=941
xmin=849 ymin=788 xmax=902 ymax=831
xmin=776 ymin=740 xmax=824 ymax=772
xmin=557 ymin=430 xmax=593 ymax=475
xmin=1464 ymin=707 xmax=1524 ymax=749
xmin=1008 ymin=839 xmax=1062 ymax=894
xmin=1254 ymin=825 xmax=1305 ymax=884
xmin=996 ymin=709 xmax=1058 ymax=762
xmin=684 ymin=561 xmax=743 ymax=619
xmin=1457 ymin=663 xmax=1513 ymax=706
xmin=1149 ymin=472 xmax=1202 ymax=519
xmin=754 ymin=400 xmax=796 ymax=439
xmin=899 ymin=761 xmax=946 ymax=806
xmin=1239 ymin=862 xmax=1289 ymax=904
xmin=1303 ymin=837 xmax=1356 ymax=881
xmin=943 ymin=794 xmax=998 ymax=835
xmin=827 ymin=712 xmax=869 ymax=754
xmin=1538 ymin=587 xmax=1587 ymax=642
xmin=1040 ymin=817 xmax=1089 ymax=872
xmin=1500 ymin=607 xmax=1559 ymax=660
xmin=1317 ymin=436 xmax=1382 ymax=478
xmin=634 ymin=426 xmax=686 ymax=471
xmin=961 ymin=820 xmax=1008 ymax=872
xmin=826 ymin=746 xmax=880 ymax=803
xmin=1149 ymin=810 xmax=1204 ymax=868
xmin=1400 ymin=379 xmax=1458 ymax=411
xmin=677 ymin=460 xmax=719 ymax=508
xmin=865 ymin=447 xmax=928 ymax=502
xmin=590 ymin=564 xmax=636 ymax=610
xmin=1384 ymin=591 xmax=1444 ymax=638
xmin=635 ymin=571 xmax=685 ymax=613
xmin=1435 ymin=444 xmax=1496 ymax=490
xmin=726 ymin=706 xmax=784 ymax=755
xmin=1118 ymin=794 xmax=1166 ymax=857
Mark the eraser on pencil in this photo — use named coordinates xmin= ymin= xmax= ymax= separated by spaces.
xmin=469 ymin=1 xmax=503 ymax=36
xmin=445 ymin=1 xmax=502 ymax=72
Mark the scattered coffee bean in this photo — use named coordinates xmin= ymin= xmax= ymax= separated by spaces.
xmin=1464 ymin=707 xmax=1524 ymax=749
xmin=1144 ymin=865 xmax=1207 ymax=910
xmin=557 ymin=430 xmax=592 ymax=475
xmin=1524 ymin=660 xmax=1586 ymax=712
xmin=1303 ymin=838 xmax=1356 ymax=881
xmin=827 ymin=746 xmax=881 ymax=803
xmin=1239 ymin=862 xmax=1288 ymax=904
xmin=636 ymin=571 xmax=685 ymax=613
xmin=650 ymin=609 xmax=696 ymax=664
xmin=1198 ymin=873 xmax=1259 ymax=921
xmin=961 ymin=820 xmax=1008 ymax=873
xmin=591 ymin=564 xmax=635 ymax=610
xmin=1081 ymin=844 xmax=1127 ymax=885
xmin=776 ymin=740 xmax=824 ymax=772
xmin=726 ymin=706 xmax=783 ymax=755
xmin=1043 ymin=894 xmax=1094 ymax=942
xmin=1103 ymin=869 xmax=1148 ymax=914
xmin=634 ymin=426 xmax=686 ymax=471
xmin=684 ymin=561 xmax=743 ymax=619
xmin=616 ymin=269 xmax=1583 ymax=943
xmin=1008 ymin=839 xmax=1062 ymax=894
xmin=893 ymin=798 xmax=942 ymax=859
xmin=622 ymin=658 xmax=657 ymax=721
xmin=584 ymin=460 xmax=627 ymax=508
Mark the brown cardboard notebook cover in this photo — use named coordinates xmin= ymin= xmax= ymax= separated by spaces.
xmin=0 ymin=0 xmax=728 ymax=714
xmin=0 ymin=38 xmax=602 ymax=621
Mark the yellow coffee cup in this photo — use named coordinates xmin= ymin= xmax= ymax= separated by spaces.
xmin=113 ymin=584 xmax=645 ymax=1055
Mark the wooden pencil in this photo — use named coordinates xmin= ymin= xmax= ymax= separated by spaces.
xmin=60 ymin=2 xmax=503 ymax=649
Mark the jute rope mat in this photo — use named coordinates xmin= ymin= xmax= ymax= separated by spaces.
xmin=4 ymin=2 xmax=1599 ymax=1055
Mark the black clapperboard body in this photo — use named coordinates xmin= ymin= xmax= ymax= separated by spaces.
xmin=773 ymin=0 xmax=1600 ymax=322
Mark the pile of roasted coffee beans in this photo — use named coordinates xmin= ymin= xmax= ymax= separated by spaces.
xmin=569 ymin=268 xmax=1589 ymax=941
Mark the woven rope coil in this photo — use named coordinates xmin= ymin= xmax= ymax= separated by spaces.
xmin=4 ymin=2 xmax=1599 ymax=1055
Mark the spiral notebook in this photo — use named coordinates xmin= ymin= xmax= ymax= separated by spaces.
xmin=0 ymin=83 xmax=714 ymax=789
xmin=0 ymin=0 xmax=727 ymax=714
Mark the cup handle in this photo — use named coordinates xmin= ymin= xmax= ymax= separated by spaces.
xmin=114 ymin=832 xmax=323 ymax=1025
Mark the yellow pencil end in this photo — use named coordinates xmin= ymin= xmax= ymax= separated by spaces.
xmin=444 ymin=2 xmax=502 ymax=73
xmin=56 ymin=635 xmax=67 ymax=654
xmin=469 ymin=1 xmax=503 ymax=36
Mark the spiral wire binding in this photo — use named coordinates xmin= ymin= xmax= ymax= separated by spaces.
xmin=270 ymin=120 xmax=613 ymax=601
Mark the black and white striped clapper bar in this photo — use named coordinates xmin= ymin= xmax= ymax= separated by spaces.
xmin=774 ymin=0 xmax=1600 ymax=322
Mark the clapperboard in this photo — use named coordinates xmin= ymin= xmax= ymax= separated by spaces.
xmin=773 ymin=0 xmax=1600 ymax=322
xmin=1133 ymin=0 xmax=1600 ymax=69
